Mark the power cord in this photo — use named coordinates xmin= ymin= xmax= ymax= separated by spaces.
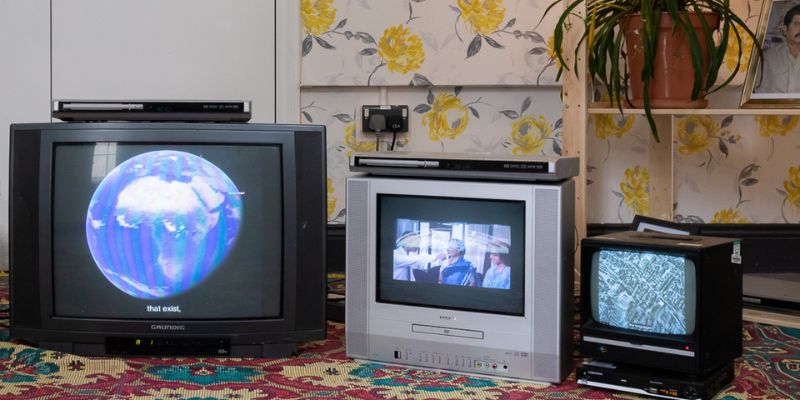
xmin=368 ymin=114 xmax=386 ymax=151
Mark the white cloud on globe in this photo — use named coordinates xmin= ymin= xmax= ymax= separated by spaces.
xmin=86 ymin=150 xmax=243 ymax=300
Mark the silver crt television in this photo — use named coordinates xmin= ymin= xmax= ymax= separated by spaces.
xmin=345 ymin=175 xmax=574 ymax=383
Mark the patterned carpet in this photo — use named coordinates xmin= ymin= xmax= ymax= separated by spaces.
xmin=1 ymin=273 xmax=798 ymax=399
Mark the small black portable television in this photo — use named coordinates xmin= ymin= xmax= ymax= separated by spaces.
xmin=580 ymin=231 xmax=742 ymax=375
xmin=10 ymin=122 xmax=327 ymax=357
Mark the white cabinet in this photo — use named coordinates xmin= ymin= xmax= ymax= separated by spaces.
xmin=0 ymin=0 xmax=299 ymax=269
xmin=52 ymin=0 xmax=280 ymax=122
xmin=0 ymin=0 xmax=51 ymax=269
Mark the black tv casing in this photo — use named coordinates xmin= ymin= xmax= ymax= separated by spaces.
xmin=10 ymin=122 xmax=327 ymax=357
xmin=580 ymin=231 xmax=742 ymax=375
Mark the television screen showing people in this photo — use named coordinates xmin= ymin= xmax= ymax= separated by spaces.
xmin=392 ymin=219 xmax=512 ymax=290
xmin=376 ymin=194 xmax=525 ymax=316
xmin=590 ymin=250 xmax=697 ymax=335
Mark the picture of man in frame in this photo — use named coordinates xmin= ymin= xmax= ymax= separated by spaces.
xmin=755 ymin=3 xmax=800 ymax=93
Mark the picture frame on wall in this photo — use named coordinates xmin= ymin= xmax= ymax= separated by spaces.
xmin=741 ymin=0 xmax=800 ymax=107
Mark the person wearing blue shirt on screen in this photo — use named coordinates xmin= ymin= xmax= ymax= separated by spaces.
xmin=438 ymin=238 xmax=477 ymax=286
xmin=482 ymin=251 xmax=511 ymax=289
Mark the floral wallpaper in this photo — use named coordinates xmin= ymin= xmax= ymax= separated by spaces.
xmin=587 ymin=113 xmax=800 ymax=224
xmin=301 ymin=0 xmax=800 ymax=226
xmin=300 ymin=0 xmax=560 ymax=86
xmin=301 ymin=87 xmax=564 ymax=221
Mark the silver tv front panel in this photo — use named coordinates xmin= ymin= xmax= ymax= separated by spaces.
xmin=345 ymin=176 xmax=574 ymax=383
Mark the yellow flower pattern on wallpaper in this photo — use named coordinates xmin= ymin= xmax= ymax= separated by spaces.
xmin=301 ymin=0 xmax=343 ymax=56
xmin=301 ymin=0 xmax=380 ymax=57
xmin=360 ymin=24 xmax=427 ymax=85
xmin=710 ymin=208 xmax=750 ymax=223
xmin=677 ymin=116 xmax=718 ymax=155
xmin=755 ymin=115 xmax=799 ymax=160
xmin=343 ymin=121 xmax=376 ymax=156
xmin=457 ymin=0 xmax=505 ymax=35
xmin=300 ymin=1 xmax=561 ymax=85
xmin=378 ymin=25 xmax=425 ymax=74
xmin=326 ymin=177 xmax=337 ymax=219
xmin=723 ymin=25 xmax=754 ymax=73
xmin=675 ymin=115 xmax=741 ymax=170
xmin=615 ymin=166 xmax=650 ymax=218
xmin=498 ymin=97 xmax=562 ymax=156
xmin=547 ymin=34 xmax=561 ymax=70
xmin=509 ymin=115 xmax=552 ymax=155
xmin=302 ymin=0 xmax=336 ymax=36
xmin=592 ymin=114 xmax=635 ymax=163
xmin=780 ymin=165 xmax=800 ymax=222
xmin=757 ymin=115 xmax=799 ymax=137
xmin=594 ymin=114 xmax=635 ymax=140
xmin=420 ymin=91 xmax=470 ymax=142
xmin=450 ymin=0 xmax=552 ymax=66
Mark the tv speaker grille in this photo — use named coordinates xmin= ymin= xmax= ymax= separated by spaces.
xmin=533 ymin=186 xmax=561 ymax=381
xmin=345 ymin=179 xmax=370 ymax=358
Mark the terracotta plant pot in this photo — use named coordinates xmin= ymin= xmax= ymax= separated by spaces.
xmin=623 ymin=12 xmax=720 ymax=108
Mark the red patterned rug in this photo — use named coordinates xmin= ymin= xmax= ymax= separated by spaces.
xmin=0 ymin=273 xmax=798 ymax=399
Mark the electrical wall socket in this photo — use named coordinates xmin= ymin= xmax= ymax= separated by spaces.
xmin=361 ymin=105 xmax=409 ymax=133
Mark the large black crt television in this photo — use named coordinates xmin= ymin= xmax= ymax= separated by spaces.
xmin=10 ymin=122 xmax=326 ymax=357
xmin=580 ymin=231 xmax=742 ymax=375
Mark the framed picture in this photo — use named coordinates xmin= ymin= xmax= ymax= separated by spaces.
xmin=741 ymin=0 xmax=800 ymax=107
xmin=630 ymin=215 xmax=699 ymax=235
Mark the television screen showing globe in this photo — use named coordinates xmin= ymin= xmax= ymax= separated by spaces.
xmin=86 ymin=150 xmax=243 ymax=300
xmin=51 ymin=142 xmax=284 ymax=320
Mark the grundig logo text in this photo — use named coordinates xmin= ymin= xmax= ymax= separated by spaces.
xmin=150 ymin=324 xmax=186 ymax=331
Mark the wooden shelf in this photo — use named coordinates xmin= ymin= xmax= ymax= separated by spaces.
xmin=588 ymin=104 xmax=800 ymax=115
xmin=743 ymin=307 xmax=800 ymax=329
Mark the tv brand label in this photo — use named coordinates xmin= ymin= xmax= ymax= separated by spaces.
xmin=731 ymin=241 xmax=742 ymax=264
xmin=150 ymin=324 xmax=186 ymax=331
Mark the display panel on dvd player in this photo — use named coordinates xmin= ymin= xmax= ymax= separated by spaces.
xmin=350 ymin=151 xmax=578 ymax=181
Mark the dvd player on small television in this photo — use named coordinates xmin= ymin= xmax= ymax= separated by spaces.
xmin=350 ymin=151 xmax=578 ymax=181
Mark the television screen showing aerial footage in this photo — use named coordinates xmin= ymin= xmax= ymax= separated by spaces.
xmin=590 ymin=250 xmax=697 ymax=335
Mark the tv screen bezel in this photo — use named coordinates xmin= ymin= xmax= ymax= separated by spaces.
xmin=580 ymin=242 xmax=703 ymax=346
xmin=374 ymin=193 xmax=527 ymax=316
xmin=10 ymin=122 xmax=326 ymax=338
xmin=588 ymin=248 xmax=698 ymax=336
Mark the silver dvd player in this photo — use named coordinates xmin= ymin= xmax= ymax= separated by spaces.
xmin=350 ymin=151 xmax=579 ymax=181
xmin=52 ymin=100 xmax=251 ymax=122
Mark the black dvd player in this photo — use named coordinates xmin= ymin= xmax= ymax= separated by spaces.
xmin=576 ymin=360 xmax=735 ymax=400
xmin=53 ymin=100 xmax=251 ymax=122
xmin=350 ymin=151 xmax=579 ymax=181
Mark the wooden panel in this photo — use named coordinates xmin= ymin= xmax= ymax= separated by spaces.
xmin=743 ymin=308 xmax=800 ymax=329
xmin=648 ymin=116 xmax=674 ymax=221
xmin=559 ymin=0 xmax=588 ymax=292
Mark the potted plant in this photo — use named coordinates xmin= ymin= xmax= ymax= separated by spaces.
xmin=545 ymin=0 xmax=759 ymax=141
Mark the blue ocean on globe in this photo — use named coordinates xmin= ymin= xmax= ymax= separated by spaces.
xmin=86 ymin=150 xmax=243 ymax=299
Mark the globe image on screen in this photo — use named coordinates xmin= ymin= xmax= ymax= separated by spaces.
xmin=86 ymin=150 xmax=243 ymax=299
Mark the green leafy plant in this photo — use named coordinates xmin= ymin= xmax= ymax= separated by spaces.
xmin=545 ymin=0 xmax=759 ymax=141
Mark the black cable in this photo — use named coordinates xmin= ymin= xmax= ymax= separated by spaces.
xmin=390 ymin=131 xmax=398 ymax=151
